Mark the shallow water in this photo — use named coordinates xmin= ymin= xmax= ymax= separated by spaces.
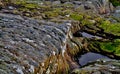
xmin=81 ymin=32 xmax=102 ymax=39
xmin=79 ymin=52 xmax=110 ymax=66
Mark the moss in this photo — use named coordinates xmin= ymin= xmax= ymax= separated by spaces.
xmin=81 ymin=19 xmax=95 ymax=26
xmin=15 ymin=1 xmax=26 ymax=5
xmin=24 ymin=3 xmax=38 ymax=9
xmin=44 ymin=11 xmax=59 ymax=18
xmin=62 ymin=3 xmax=74 ymax=8
xmin=110 ymin=0 xmax=120 ymax=6
xmin=18 ymin=7 xmax=29 ymax=11
xmin=70 ymin=13 xmax=83 ymax=21
xmin=94 ymin=17 xmax=104 ymax=23
xmin=39 ymin=5 xmax=52 ymax=11
xmin=60 ymin=9 xmax=71 ymax=16
xmin=98 ymin=39 xmax=120 ymax=55
xmin=100 ymin=42 xmax=116 ymax=52
xmin=99 ymin=21 xmax=120 ymax=36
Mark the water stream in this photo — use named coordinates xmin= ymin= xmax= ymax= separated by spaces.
xmin=81 ymin=32 xmax=102 ymax=39
xmin=79 ymin=52 xmax=110 ymax=66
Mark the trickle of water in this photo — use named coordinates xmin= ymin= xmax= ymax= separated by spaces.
xmin=81 ymin=32 xmax=102 ymax=39
xmin=79 ymin=52 xmax=110 ymax=66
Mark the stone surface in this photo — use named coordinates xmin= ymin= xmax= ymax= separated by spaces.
xmin=0 ymin=0 xmax=120 ymax=74
xmin=0 ymin=13 xmax=71 ymax=74
xmin=72 ymin=59 xmax=120 ymax=74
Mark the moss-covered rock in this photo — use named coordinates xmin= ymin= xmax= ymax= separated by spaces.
xmin=99 ymin=21 xmax=120 ymax=36
xmin=70 ymin=13 xmax=83 ymax=21
xmin=90 ymin=39 xmax=120 ymax=57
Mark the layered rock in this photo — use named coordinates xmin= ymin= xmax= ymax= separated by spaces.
xmin=0 ymin=13 xmax=75 ymax=74
xmin=0 ymin=0 xmax=120 ymax=74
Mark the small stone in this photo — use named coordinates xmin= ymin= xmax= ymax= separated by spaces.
xmin=8 ymin=6 xmax=15 ymax=10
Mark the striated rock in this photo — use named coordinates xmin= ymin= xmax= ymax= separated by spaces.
xmin=0 ymin=1 xmax=120 ymax=74
xmin=0 ymin=13 xmax=74 ymax=74
xmin=72 ymin=59 xmax=120 ymax=74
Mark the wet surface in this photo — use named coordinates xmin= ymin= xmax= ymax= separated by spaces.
xmin=81 ymin=32 xmax=102 ymax=39
xmin=79 ymin=52 xmax=110 ymax=66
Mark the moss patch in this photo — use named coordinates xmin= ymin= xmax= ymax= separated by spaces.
xmin=99 ymin=21 xmax=120 ymax=36
xmin=97 ymin=39 xmax=120 ymax=56
xmin=70 ymin=13 xmax=83 ymax=21
xmin=110 ymin=0 xmax=120 ymax=6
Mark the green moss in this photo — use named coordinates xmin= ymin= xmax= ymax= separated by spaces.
xmin=98 ymin=39 xmax=120 ymax=55
xmin=62 ymin=3 xmax=74 ymax=8
xmin=18 ymin=7 xmax=29 ymax=11
xmin=12 ymin=0 xmax=27 ymax=5
xmin=110 ymin=0 xmax=120 ymax=6
xmin=60 ymin=9 xmax=71 ymax=16
xmin=24 ymin=3 xmax=38 ymax=9
xmin=70 ymin=13 xmax=83 ymax=21
xmin=94 ymin=17 xmax=104 ymax=23
xmin=44 ymin=11 xmax=59 ymax=18
xmin=99 ymin=21 xmax=120 ymax=36
xmin=39 ymin=6 xmax=52 ymax=11
xmin=100 ymin=42 xmax=116 ymax=52
xmin=81 ymin=19 xmax=95 ymax=26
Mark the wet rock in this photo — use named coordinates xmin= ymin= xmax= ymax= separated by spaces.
xmin=72 ymin=59 xmax=120 ymax=74
xmin=79 ymin=52 xmax=110 ymax=66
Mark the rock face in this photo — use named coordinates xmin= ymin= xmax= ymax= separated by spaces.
xmin=0 ymin=0 xmax=120 ymax=74
xmin=72 ymin=59 xmax=120 ymax=74
xmin=0 ymin=13 xmax=72 ymax=74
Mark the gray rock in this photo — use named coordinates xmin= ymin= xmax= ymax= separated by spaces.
xmin=72 ymin=59 xmax=120 ymax=74
xmin=0 ymin=13 xmax=72 ymax=74
xmin=52 ymin=1 xmax=61 ymax=5
xmin=64 ymin=2 xmax=73 ymax=5
xmin=115 ymin=6 xmax=120 ymax=13
xmin=73 ymin=1 xmax=82 ymax=5
xmin=8 ymin=6 xmax=15 ymax=10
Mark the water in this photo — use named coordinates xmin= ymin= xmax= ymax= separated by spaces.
xmin=79 ymin=52 xmax=110 ymax=66
xmin=81 ymin=32 xmax=102 ymax=39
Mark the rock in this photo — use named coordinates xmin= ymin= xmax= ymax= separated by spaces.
xmin=8 ymin=6 xmax=15 ymax=10
xmin=73 ymin=1 xmax=82 ymax=5
xmin=115 ymin=6 xmax=120 ymax=13
xmin=0 ymin=13 xmax=72 ymax=74
xmin=78 ymin=52 xmax=110 ymax=66
xmin=84 ymin=1 xmax=94 ymax=10
xmin=52 ymin=1 xmax=61 ymax=5
xmin=89 ymin=0 xmax=114 ymax=14
xmin=72 ymin=59 xmax=120 ymax=74
xmin=60 ymin=0 xmax=69 ymax=3
xmin=64 ymin=2 xmax=73 ymax=5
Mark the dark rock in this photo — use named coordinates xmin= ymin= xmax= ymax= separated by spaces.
xmin=73 ymin=1 xmax=82 ymax=5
